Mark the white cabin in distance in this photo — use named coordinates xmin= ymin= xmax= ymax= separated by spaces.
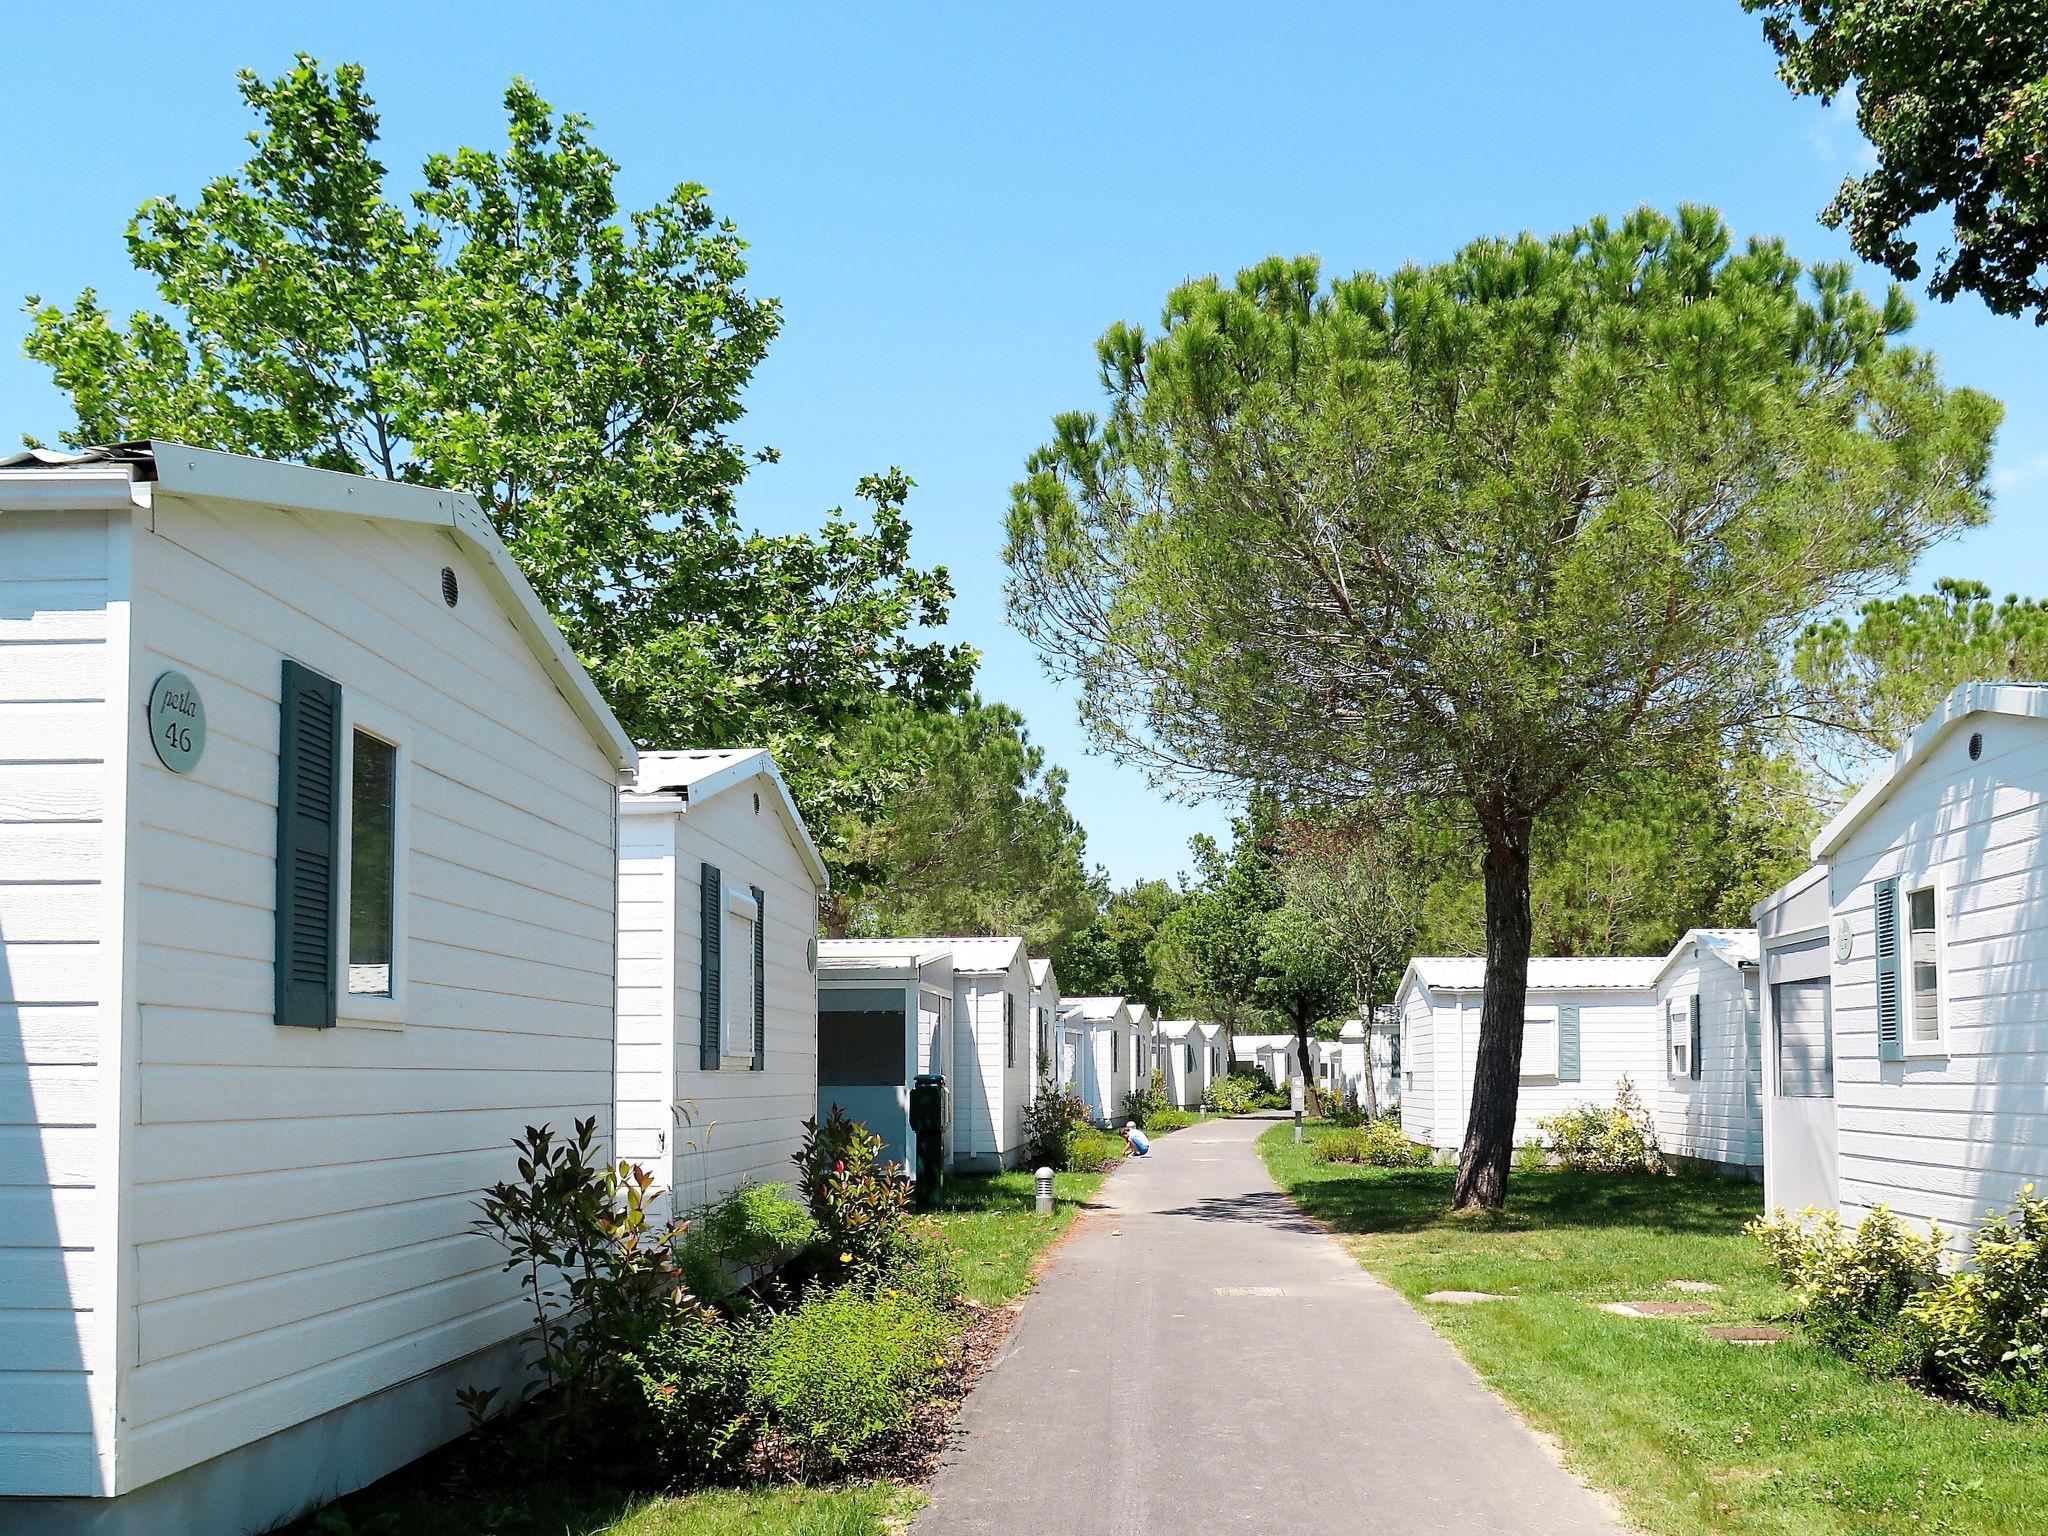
xmin=616 ymin=749 xmax=827 ymax=1216
xmin=1650 ymin=929 xmax=1762 ymax=1179
xmin=1027 ymin=955 xmax=1060 ymax=1085
xmin=1057 ymin=995 xmax=1124 ymax=1126
xmin=816 ymin=940 xmax=955 ymax=1169
xmin=932 ymin=936 xmax=1033 ymax=1171
xmin=0 ymin=444 xmax=636 ymax=1534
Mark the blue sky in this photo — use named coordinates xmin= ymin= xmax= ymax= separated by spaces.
xmin=4 ymin=2 xmax=2044 ymax=886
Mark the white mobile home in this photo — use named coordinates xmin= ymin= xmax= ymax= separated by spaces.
xmin=935 ymin=936 xmax=1032 ymax=1171
xmin=1127 ymin=1000 xmax=1156 ymax=1108
xmin=1324 ymin=1015 xmax=1402 ymax=1114
xmin=1058 ymin=996 xmax=1125 ymax=1125
xmin=1195 ymin=1023 xmax=1225 ymax=1101
xmin=616 ymin=750 xmax=827 ymax=1215
xmin=1028 ymin=956 xmax=1060 ymax=1085
xmin=1157 ymin=1019 xmax=1209 ymax=1108
xmin=1396 ymin=957 xmax=1664 ymax=1156
xmin=816 ymin=941 xmax=955 ymax=1170
xmin=1650 ymin=930 xmax=1763 ymax=1179
xmin=0 ymin=444 xmax=635 ymax=1533
xmin=1756 ymin=865 xmax=1837 ymax=1216
xmin=1797 ymin=682 xmax=2048 ymax=1244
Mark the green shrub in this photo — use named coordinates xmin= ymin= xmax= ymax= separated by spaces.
xmin=1021 ymin=1081 xmax=1087 ymax=1170
xmin=1144 ymin=1107 xmax=1198 ymax=1136
xmin=676 ymin=1182 xmax=816 ymax=1304
xmin=1908 ymin=1185 xmax=2048 ymax=1414
xmin=624 ymin=1305 xmax=759 ymax=1481
xmin=1311 ymin=1119 xmax=1429 ymax=1169
xmin=747 ymin=1281 xmax=953 ymax=1471
xmin=1536 ymin=1076 xmax=1662 ymax=1174
xmin=1514 ymin=1141 xmax=1553 ymax=1174
xmin=794 ymin=1107 xmax=912 ymax=1269
xmin=1203 ymin=1068 xmax=1286 ymax=1115
xmin=1068 ymin=1127 xmax=1126 ymax=1171
xmin=1751 ymin=1204 xmax=1944 ymax=1371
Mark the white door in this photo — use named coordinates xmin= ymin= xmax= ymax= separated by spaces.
xmin=1763 ymin=944 xmax=1838 ymax=1212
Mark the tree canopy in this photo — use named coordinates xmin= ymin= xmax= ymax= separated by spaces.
xmin=1053 ymin=879 xmax=1185 ymax=1012
xmin=22 ymin=57 xmax=975 ymax=825
xmin=1794 ymin=577 xmax=2048 ymax=788
xmin=1006 ymin=206 xmax=1998 ymax=1208
xmin=1747 ymin=0 xmax=2048 ymax=321
xmin=822 ymin=699 xmax=1095 ymax=952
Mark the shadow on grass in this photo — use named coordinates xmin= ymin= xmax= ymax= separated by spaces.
xmin=1282 ymin=1163 xmax=1763 ymax=1241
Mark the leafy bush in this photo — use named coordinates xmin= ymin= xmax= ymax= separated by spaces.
xmin=794 ymin=1107 xmax=911 ymax=1269
xmin=1144 ymin=1107 xmax=1198 ymax=1136
xmin=1536 ymin=1076 xmax=1663 ymax=1174
xmin=676 ymin=1182 xmax=817 ymax=1304
xmin=1120 ymin=1070 xmax=1171 ymax=1127
xmin=1068 ymin=1127 xmax=1126 ymax=1171
xmin=747 ymin=1280 xmax=954 ymax=1471
xmin=1908 ymin=1185 xmax=2048 ymax=1414
xmin=624 ymin=1304 xmax=759 ymax=1481
xmin=1203 ymin=1068 xmax=1287 ymax=1115
xmin=1751 ymin=1204 xmax=1945 ymax=1373
xmin=467 ymin=1118 xmax=689 ymax=1449
xmin=1021 ymin=1081 xmax=1088 ymax=1170
xmin=1312 ymin=1119 xmax=1429 ymax=1169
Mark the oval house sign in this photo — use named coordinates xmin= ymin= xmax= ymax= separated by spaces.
xmin=146 ymin=669 xmax=206 ymax=774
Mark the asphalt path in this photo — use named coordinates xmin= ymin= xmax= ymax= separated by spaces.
xmin=911 ymin=1112 xmax=1626 ymax=1535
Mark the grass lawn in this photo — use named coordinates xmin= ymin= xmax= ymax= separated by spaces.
xmin=919 ymin=1166 xmax=1105 ymax=1306
xmin=1261 ymin=1121 xmax=2048 ymax=1536
xmin=296 ymin=1477 xmax=921 ymax=1536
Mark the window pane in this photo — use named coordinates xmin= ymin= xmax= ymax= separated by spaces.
xmin=347 ymin=731 xmax=396 ymax=996
xmin=820 ymin=991 xmax=907 ymax=1086
xmin=1773 ymin=978 xmax=1833 ymax=1098
xmin=729 ymin=915 xmax=756 ymax=1054
xmin=1908 ymin=886 xmax=1940 ymax=1041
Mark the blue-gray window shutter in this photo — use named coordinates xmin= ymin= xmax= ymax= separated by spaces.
xmin=700 ymin=862 xmax=722 ymax=1071
xmin=1005 ymin=991 xmax=1016 ymax=1068
xmin=1665 ymin=1002 xmax=1675 ymax=1074
xmin=275 ymin=660 xmax=341 ymax=1029
xmin=1689 ymin=994 xmax=1703 ymax=1081
xmin=750 ymin=883 xmax=766 ymax=1072
xmin=1557 ymin=1003 xmax=1581 ymax=1082
xmin=1875 ymin=877 xmax=1904 ymax=1061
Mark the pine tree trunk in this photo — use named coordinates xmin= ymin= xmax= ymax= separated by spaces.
xmin=1452 ymin=814 xmax=1534 ymax=1212
xmin=1360 ymin=1002 xmax=1381 ymax=1119
xmin=1293 ymin=1021 xmax=1315 ymax=1111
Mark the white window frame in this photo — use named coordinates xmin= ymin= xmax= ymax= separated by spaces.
xmin=1520 ymin=1006 xmax=1560 ymax=1079
xmin=1901 ymin=869 xmax=1950 ymax=1057
xmin=1667 ymin=997 xmax=1690 ymax=1078
xmin=721 ymin=884 xmax=761 ymax=1063
xmin=334 ymin=695 xmax=409 ymax=1029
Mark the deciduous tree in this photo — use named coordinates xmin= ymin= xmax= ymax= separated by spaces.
xmin=1006 ymin=207 xmax=1997 ymax=1209
xmin=22 ymin=57 xmax=974 ymax=824
xmin=1747 ymin=0 xmax=2048 ymax=321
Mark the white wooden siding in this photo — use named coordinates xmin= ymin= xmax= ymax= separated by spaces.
xmin=1400 ymin=988 xmax=1434 ymax=1145
xmin=1828 ymin=712 xmax=2048 ymax=1243
xmin=1654 ymin=957 xmax=1763 ymax=1170
xmin=666 ymin=789 xmax=820 ymax=1214
xmin=615 ymin=813 xmax=677 ymax=1191
xmin=0 ymin=508 xmax=117 ymax=1495
xmin=117 ymin=492 xmax=619 ymax=1493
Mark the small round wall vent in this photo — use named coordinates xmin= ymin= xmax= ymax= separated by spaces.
xmin=440 ymin=566 xmax=460 ymax=608
xmin=1969 ymin=731 xmax=1985 ymax=760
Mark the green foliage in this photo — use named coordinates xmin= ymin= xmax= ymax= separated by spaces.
xmin=1795 ymin=578 xmax=2048 ymax=790
xmin=1907 ymin=1185 xmax=2048 ymax=1415
xmin=1536 ymin=1078 xmax=1664 ymax=1175
xmin=467 ymin=1119 xmax=689 ymax=1451
xmin=1202 ymin=1067 xmax=1285 ymax=1115
xmin=1746 ymin=0 xmax=2048 ymax=320
xmin=674 ymin=1183 xmax=816 ymax=1306
xmin=746 ymin=1280 xmax=953 ymax=1472
xmin=1021 ymin=1082 xmax=1088 ymax=1170
xmin=823 ymin=699 xmax=1094 ymax=950
xmin=1054 ymin=878 xmax=1185 ymax=1010
xmin=793 ymin=1108 xmax=912 ymax=1271
xmin=1142 ymin=1107 xmax=1198 ymax=1136
xmin=1311 ymin=1119 xmax=1429 ymax=1169
xmin=1751 ymin=1204 xmax=1945 ymax=1373
xmin=1066 ymin=1128 xmax=1126 ymax=1171
xmin=20 ymin=57 xmax=975 ymax=829
xmin=624 ymin=1306 xmax=759 ymax=1482
xmin=1153 ymin=801 xmax=1283 ymax=1032
xmin=1119 ymin=1070 xmax=1169 ymax=1127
